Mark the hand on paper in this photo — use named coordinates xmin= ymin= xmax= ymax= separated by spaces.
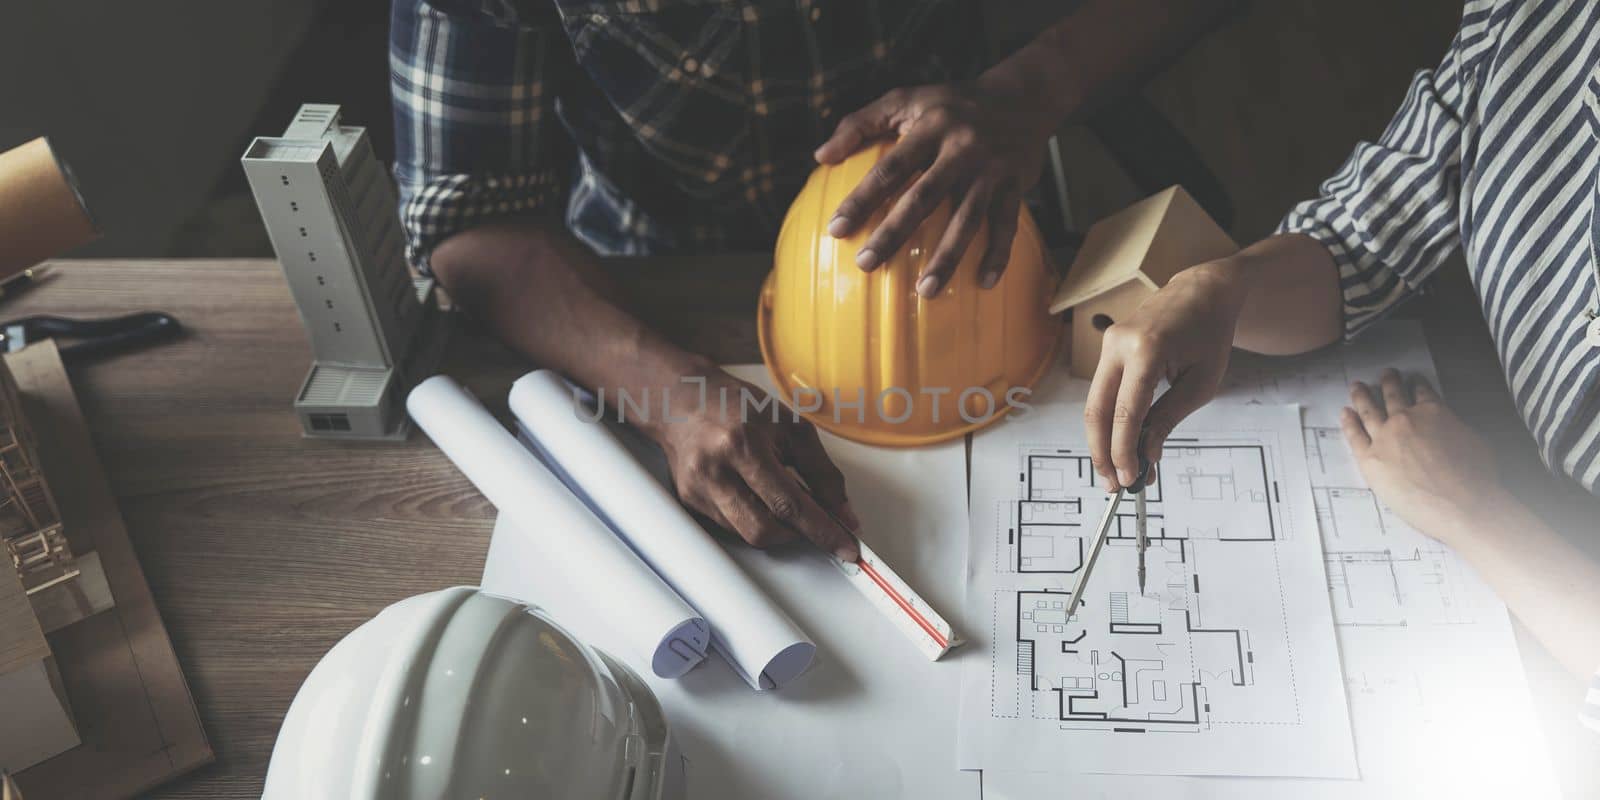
xmin=654 ymin=371 xmax=863 ymax=562
xmin=1084 ymin=261 xmax=1246 ymax=490
xmin=1340 ymin=369 xmax=1502 ymax=544
xmin=814 ymin=78 xmax=1058 ymax=296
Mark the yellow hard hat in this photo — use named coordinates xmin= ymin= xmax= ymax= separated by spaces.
xmin=759 ymin=141 xmax=1061 ymax=448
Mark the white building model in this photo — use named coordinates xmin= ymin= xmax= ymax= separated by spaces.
xmin=242 ymin=104 xmax=446 ymax=439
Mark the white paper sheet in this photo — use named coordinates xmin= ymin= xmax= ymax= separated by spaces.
xmin=957 ymin=382 xmax=1357 ymax=777
xmin=508 ymin=369 xmax=815 ymax=690
xmin=984 ymin=321 xmax=1561 ymax=798
xmin=482 ymin=365 xmax=981 ymax=800
xmin=406 ymin=375 xmax=710 ymax=678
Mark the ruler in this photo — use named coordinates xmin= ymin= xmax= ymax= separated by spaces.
xmin=834 ymin=540 xmax=962 ymax=661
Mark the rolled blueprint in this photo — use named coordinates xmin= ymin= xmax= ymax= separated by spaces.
xmin=406 ymin=376 xmax=709 ymax=679
xmin=510 ymin=370 xmax=816 ymax=689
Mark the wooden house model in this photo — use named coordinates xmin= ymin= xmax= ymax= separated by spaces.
xmin=0 ymin=358 xmax=113 ymax=773
xmin=1050 ymin=186 xmax=1239 ymax=379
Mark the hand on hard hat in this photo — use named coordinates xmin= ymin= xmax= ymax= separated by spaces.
xmin=764 ymin=147 xmax=1059 ymax=447
xmin=655 ymin=370 xmax=862 ymax=562
xmin=813 ymin=79 xmax=1056 ymax=298
xmin=1084 ymin=261 xmax=1246 ymax=492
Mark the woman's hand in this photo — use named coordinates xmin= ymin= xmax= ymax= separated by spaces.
xmin=649 ymin=370 xmax=862 ymax=562
xmin=813 ymin=78 xmax=1062 ymax=296
xmin=1084 ymin=261 xmax=1250 ymax=490
xmin=1340 ymin=369 xmax=1501 ymax=543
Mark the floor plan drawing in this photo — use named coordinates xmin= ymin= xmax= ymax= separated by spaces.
xmin=961 ymin=400 xmax=1357 ymax=778
xmin=976 ymin=323 xmax=1560 ymax=798
xmin=998 ymin=435 xmax=1309 ymax=738
xmin=1314 ymin=484 xmax=1474 ymax=629
xmin=1016 ymin=443 xmax=1278 ymax=577
xmin=1016 ymin=576 xmax=1255 ymax=732
xmin=1304 ymin=425 xmax=1363 ymax=486
xmin=1324 ymin=545 xmax=1466 ymax=628
xmin=1217 ymin=347 xmax=1350 ymax=402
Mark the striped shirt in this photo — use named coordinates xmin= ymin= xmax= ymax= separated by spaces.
xmin=1279 ymin=0 xmax=1600 ymax=735
xmin=1280 ymin=0 xmax=1600 ymax=495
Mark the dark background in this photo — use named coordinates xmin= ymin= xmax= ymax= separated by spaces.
xmin=0 ymin=0 xmax=1463 ymax=259
xmin=6 ymin=0 xmax=1599 ymax=794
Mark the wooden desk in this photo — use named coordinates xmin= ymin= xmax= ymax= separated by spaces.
xmin=6 ymin=257 xmax=771 ymax=798
xmin=13 ymin=259 xmax=1599 ymax=797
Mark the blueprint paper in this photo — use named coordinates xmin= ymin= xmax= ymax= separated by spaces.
xmin=406 ymin=376 xmax=710 ymax=679
xmin=482 ymin=365 xmax=981 ymax=800
xmin=957 ymin=384 xmax=1357 ymax=777
xmin=984 ymin=321 xmax=1561 ymax=797
xmin=509 ymin=369 xmax=815 ymax=690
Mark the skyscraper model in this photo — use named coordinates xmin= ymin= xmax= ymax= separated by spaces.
xmin=242 ymin=104 xmax=447 ymax=439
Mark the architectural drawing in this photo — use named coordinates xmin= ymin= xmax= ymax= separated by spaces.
xmin=1303 ymin=425 xmax=1360 ymax=485
xmin=961 ymin=401 xmax=1357 ymax=778
xmin=1230 ymin=344 xmax=1486 ymax=632
xmin=1000 ymin=437 xmax=1299 ymax=735
xmin=1016 ymin=579 xmax=1253 ymax=732
xmin=1315 ymin=487 xmax=1474 ymax=628
xmin=1219 ymin=346 xmax=1350 ymax=404
xmin=975 ymin=322 xmax=1558 ymax=797
xmin=1016 ymin=442 xmax=1279 ymax=575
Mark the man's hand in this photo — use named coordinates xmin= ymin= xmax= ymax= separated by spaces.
xmin=1340 ymin=370 xmax=1501 ymax=543
xmin=1085 ymin=262 xmax=1248 ymax=490
xmin=652 ymin=371 xmax=862 ymax=562
xmin=809 ymin=0 xmax=1237 ymax=297
xmin=813 ymin=79 xmax=1059 ymax=297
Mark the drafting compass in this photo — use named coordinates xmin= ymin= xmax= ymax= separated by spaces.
xmin=1063 ymin=447 xmax=1152 ymax=616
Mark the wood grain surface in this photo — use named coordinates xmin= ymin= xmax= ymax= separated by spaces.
xmin=9 ymin=341 xmax=212 ymax=797
xmin=8 ymin=258 xmax=1597 ymax=798
xmin=0 ymin=257 xmax=768 ymax=799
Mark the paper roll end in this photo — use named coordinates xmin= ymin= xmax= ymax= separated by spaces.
xmin=652 ymin=618 xmax=711 ymax=679
xmin=757 ymin=640 xmax=816 ymax=689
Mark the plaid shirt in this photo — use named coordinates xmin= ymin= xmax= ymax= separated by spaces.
xmin=390 ymin=0 xmax=986 ymax=266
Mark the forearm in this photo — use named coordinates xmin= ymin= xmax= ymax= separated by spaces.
xmin=1443 ymin=490 xmax=1600 ymax=680
xmin=1179 ymin=233 xmax=1343 ymax=356
xmin=429 ymin=220 xmax=714 ymax=433
xmin=981 ymin=0 xmax=1240 ymax=124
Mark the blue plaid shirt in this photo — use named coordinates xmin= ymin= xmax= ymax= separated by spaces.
xmin=389 ymin=0 xmax=985 ymax=265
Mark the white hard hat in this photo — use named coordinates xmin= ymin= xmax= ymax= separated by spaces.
xmin=263 ymin=586 xmax=685 ymax=800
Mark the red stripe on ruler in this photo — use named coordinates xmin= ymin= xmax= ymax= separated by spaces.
xmin=858 ymin=558 xmax=948 ymax=649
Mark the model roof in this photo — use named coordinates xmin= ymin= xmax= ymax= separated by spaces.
xmin=1049 ymin=186 xmax=1236 ymax=313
